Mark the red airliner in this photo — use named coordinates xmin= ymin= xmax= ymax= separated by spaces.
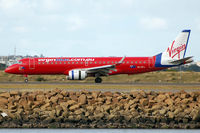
xmin=5 ymin=30 xmax=193 ymax=83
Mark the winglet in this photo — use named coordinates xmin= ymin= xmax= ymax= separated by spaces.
xmin=117 ymin=56 xmax=126 ymax=64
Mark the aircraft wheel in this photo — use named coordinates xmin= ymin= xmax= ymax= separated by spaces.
xmin=95 ymin=77 xmax=102 ymax=83
xmin=25 ymin=79 xmax=28 ymax=83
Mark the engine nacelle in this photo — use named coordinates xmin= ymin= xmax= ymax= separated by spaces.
xmin=68 ymin=70 xmax=87 ymax=80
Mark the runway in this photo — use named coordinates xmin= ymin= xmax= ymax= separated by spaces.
xmin=1 ymin=82 xmax=200 ymax=86
xmin=0 ymin=82 xmax=200 ymax=92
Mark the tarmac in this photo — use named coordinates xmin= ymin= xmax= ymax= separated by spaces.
xmin=0 ymin=82 xmax=200 ymax=92
xmin=1 ymin=82 xmax=200 ymax=86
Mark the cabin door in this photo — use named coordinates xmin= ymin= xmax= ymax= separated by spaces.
xmin=148 ymin=57 xmax=154 ymax=68
xmin=29 ymin=58 xmax=35 ymax=69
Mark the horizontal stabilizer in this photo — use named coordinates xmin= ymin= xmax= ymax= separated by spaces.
xmin=169 ymin=56 xmax=193 ymax=64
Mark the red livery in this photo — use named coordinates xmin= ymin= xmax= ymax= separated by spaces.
xmin=5 ymin=30 xmax=193 ymax=83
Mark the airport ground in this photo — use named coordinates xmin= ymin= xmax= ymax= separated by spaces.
xmin=0 ymin=71 xmax=200 ymax=91
xmin=1 ymin=71 xmax=200 ymax=83
xmin=0 ymin=71 xmax=200 ymax=128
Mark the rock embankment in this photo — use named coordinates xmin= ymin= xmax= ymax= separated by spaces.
xmin=0 ymin=89 xmax=200 ymax=128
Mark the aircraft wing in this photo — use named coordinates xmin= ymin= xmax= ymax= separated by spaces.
xmin=86 ymin=65 xmax=116 ymax=76
xmin=169 ymin=56 xmax=193 ymax=64
xmin=83 ymin=56 xmax=126 ymax=76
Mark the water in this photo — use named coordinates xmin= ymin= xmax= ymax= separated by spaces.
xmin=0 ymin=129 xmax=199 ymax=133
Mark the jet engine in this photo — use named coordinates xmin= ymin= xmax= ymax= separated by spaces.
xmin=68 ymin=70 xmax=87 ymax=80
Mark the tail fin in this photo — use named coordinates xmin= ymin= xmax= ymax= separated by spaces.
xmin=160 ymin=29 xmax=191 ymax=65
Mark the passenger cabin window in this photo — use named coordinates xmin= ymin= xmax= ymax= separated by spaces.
xmin=42 ymin=62 xmax=45 ymax=64
xmin=76 ymin=62 xmax=78 ymax=64
xmin=38 ymin=62 xmax=41 ymax=64
xmin=127 ymin=61 xmax=129 ymax=64
xmin=51 ymin=62 xmax=53 ymax=64
xmin=68 ymin=62 xmax=70 ymax=64
xmin=131 ymin=61 xmax=133 ymax=64
xmin=55 ymin=62 xmax=57 ymax=64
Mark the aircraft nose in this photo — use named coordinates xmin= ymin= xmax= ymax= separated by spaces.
xmin=4 ymin=65 xmax=18 ymax=74
xmin=5 ymin=67 xmax=12 ymax=73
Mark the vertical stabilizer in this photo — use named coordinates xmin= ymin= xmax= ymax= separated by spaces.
xmin=160 ymin=30 xmax=191 ymax=65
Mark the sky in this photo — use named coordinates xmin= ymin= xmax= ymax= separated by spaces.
xmin=0 ymin=0 xmax=199 ymax=60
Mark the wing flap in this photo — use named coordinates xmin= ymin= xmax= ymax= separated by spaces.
xmin=86 ymin=65 xmax=115 ymax=75
xmin=83 ymin=56 xmax=126 ymax=75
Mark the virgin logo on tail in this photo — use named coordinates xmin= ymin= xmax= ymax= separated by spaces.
xmin=167 ymin=40 xmax=186 ymax=59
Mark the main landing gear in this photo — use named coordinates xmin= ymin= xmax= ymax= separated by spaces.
xmin=95 ymin=77 xmax=102 ymax=83
xmin=24 ymin=75 xmax=28 ymax=83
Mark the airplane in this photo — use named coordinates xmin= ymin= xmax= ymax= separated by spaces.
xmin=5 ymin=30 xmax=193 ymax=83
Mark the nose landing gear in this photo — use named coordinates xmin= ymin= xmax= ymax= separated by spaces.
xmin=24 ymin=75 xmax=28 ymax=83
xmin=25 ymin=78 xmax=28 ymax=83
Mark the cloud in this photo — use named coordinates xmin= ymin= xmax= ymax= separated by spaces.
xmin=197 ymin=24 xmax=200 ymax=31
xmin=195 ymin=18 xmax=200 ymax=31
xmin=139 ymin=17 xmax=167 ymax=30
xmin=12 ymin=26 xmax=28 ymax=33
xmin=0 ymin=23 xmax=4 ymax=32
xmin=0 ymin=0 xmax=19 ymax=9
xmin=119 ymin=0 xmax=135 ymax=8
xmin=42 ymin=0 xmax=62 ymax=11
xmin=66 ymin=15 xmax=85 ymax=31
xmin=0 ymin=27 xmax=3 ymax=32
xmin=0 ymin=0 xmax=36 ymax=18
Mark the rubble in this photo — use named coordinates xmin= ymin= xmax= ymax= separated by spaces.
xmin=0 ymin=89 xmax=200 ymax=128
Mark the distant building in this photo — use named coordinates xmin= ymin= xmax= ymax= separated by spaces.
xmin=0 ymin=54 xmax=44 ymax=67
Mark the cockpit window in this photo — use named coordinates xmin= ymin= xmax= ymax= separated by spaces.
xmin=7 ymin=60 xmax=23 ymax=66
xmin=16 ymin=61 xmax=22 ymax=64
